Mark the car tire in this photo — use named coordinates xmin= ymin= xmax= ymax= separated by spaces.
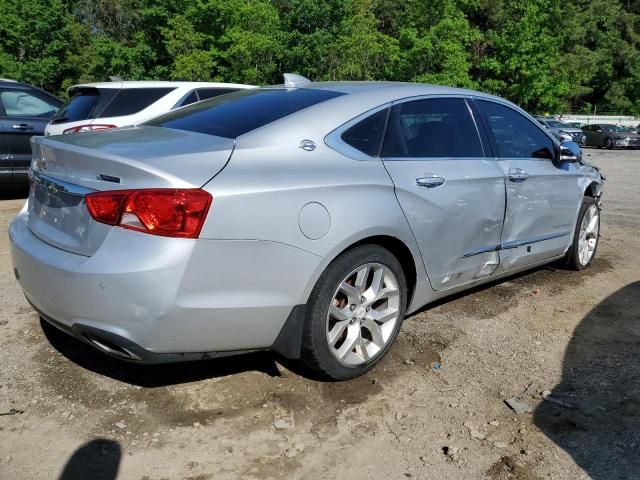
xmin=604 ymin=137 xmax=613 ymax=149
xmin=566 ymin=196 xmax=600 ymax=271
xmin=300 ymin=245 xmax=407 ymax=380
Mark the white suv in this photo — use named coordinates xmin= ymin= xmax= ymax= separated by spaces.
xmin=45 ymin=81 xmax=255 ymax=136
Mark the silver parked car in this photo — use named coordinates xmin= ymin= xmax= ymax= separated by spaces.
xmin=534 ymin=117 xmax=586 ymax=145
xmin=10 ymin=78 xmax=604 ymax=380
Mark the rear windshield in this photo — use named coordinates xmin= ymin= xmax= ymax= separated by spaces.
xmin=100 ymin=88 xmax=175 ymax=118
xmin=147 ymin=88 xmax=345 ymax=138
xmin=53 ymin=89 xmax=100 ymax=123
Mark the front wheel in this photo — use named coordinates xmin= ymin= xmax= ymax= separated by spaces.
xmin=566 ymin=197 xmax=600 ymax=270
xmin=301 ymin=245 xmax=407 ymax=380
xmin=604 ymin=137 xmax=613 ymax=149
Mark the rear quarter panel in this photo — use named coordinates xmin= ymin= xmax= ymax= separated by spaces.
xmin=199 ymin=119 xmax=427 ymax=305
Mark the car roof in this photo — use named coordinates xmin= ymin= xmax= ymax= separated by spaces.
xmin=70 ymin=81 xmax=256 ymax=90
xmin=297 ymin=81 xmax=517 ymax=105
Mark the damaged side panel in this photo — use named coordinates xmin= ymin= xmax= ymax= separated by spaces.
xmin=383 ymin=157 xmax=506 ymax=291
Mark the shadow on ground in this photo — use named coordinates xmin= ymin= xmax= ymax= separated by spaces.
xmin=40 ymin=318 xmax=286 ymax=387
xmin=57 ymin=439 xmax=121 ymax=480
xmin=534 ymin=281 xmax=640 ymax=479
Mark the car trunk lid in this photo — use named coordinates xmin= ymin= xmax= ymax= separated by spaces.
xmin=28 ymin=125 xmax=234 ymax=256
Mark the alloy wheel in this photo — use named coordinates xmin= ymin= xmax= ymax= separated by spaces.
xmin=326 ymin=262 xmax=400 ymax=366
xmin=578 ymin=204 xmax=599 ymax=266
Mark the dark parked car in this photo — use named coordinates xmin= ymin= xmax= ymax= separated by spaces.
xmin=0 ymin=79 xmax=62 ymax=184
xmin=582 ymin=124 xmax=640 ymax=149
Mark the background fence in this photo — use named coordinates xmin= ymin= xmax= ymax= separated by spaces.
xmin=560 ymin=115 xmax=639 ymax=127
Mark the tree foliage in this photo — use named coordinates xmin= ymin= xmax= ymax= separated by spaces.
xmin=0 ymin=0 xmax=638 ymax=114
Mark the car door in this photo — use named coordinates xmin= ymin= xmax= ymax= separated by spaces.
xmin=591 ymin=124 xmax=606 ymax=146
xmin=476 ymin=100 xmax=583 ymax=273
xmin=0 ymin=116 xmax=10 ymax=183
xmin=581 ymin=125 xmax=592 ymax=145
xmin=381 ymin=96 xmax=506 ymax=291
xmin=0 ymin=87 xmax=60 ymax=181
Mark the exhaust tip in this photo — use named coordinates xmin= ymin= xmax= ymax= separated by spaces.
xmin=84 ymin=333 xmax=141 ymax=361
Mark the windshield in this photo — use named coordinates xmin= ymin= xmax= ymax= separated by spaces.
xmin=546 ymin=120 xmax=565 ymax=128
xmin=602 ymin=124 xmax=625 ymax=132
xmin=147 ymin=88 xmax=345 ymax=138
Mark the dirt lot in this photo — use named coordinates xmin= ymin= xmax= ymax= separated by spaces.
xmin=1 ymin=149 xmax=639 ymax=480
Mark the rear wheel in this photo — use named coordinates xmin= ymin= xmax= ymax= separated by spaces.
xmin=566 ymin=197 xmax=600 ymax=270
xmin=301 ymin=245 xmax=407 ymax=380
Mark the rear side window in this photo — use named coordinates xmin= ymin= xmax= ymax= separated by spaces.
xmin=179 ymin=90 xmax=198 ymax=107
xmin=341 ymin=109 xmax=388 ymax=156
xmin=100 ymin=88 xmax=175 ymax=118
xmin=477 ymin=100 xmax=555 ymax=160
xmin=54 ymin=90 xmax=100 ymax=122
xmin=197 ymin=88 xmax=239 ymax=100
xmin=382 ymin=98 xmax=484 ymax=158
xmin=147 ymin=88 xmax=345 ymax=138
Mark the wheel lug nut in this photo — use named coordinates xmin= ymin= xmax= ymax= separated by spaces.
xmin=360 ymin=296 xmax=366 ymax=303
xmin=350 ymin=304 xmax=356 ymax=311
xmin=366 ymin=307 xmax=370 ymax=312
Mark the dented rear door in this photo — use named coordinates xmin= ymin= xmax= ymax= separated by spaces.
xmin=382 ymin=97 xmax=506 ymax=291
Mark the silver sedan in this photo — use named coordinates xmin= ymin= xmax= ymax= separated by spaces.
xmin=10 ymin=78 xmax=604 ymax=380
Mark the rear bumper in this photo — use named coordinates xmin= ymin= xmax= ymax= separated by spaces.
xmin=10 ymin=210 xmax=323 ymax=358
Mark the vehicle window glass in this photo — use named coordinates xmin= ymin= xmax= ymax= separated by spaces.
xmin=477 ymin=100 xmax=555 ymax=160
xmin=197 ymin=88 xmax=239 ymax=100
xmin=0 ymin=89 xmax=59 ymax=117
xmin=179 ymin=90 xmax=198 ymax=107
xmin=341 ymin=108 xmax=388 ymax=156
xmin=381 ymin=98 xmax=483 ymax=158
xmin=53 ymin=89 xmax=100 ymax=122
xmin=147 ymin=88 xmax=345 ymax=138
xmin=100 ymin=88 xmax=175 ymax=118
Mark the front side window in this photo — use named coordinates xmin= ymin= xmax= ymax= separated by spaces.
xmin=341 ymin=108 xmax=388 ymax=156
xmin=0 ymin=89 xmax=60 ymax=117
xmin=477 ymin=100 xmax=555 ymax=160
xmin=99 ymin=88 xmax=175 ymax=118
xmin=381 ymin=98 xmax=484 ymax=158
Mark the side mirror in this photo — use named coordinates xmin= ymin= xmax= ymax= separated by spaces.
xmin=559 ymin=141 xmax=582 ymax=163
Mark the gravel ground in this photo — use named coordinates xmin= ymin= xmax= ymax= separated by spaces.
xmin=0 ymin=149 xmax=638 ymax=480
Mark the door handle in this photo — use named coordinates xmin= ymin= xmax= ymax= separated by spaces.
xmin=12 ymin=124 xmax=34 ymax=131
xmin=508 ymin=168 xmax=530 ymax=182
xmin=416 ymin=175 xmax=445 ymax=188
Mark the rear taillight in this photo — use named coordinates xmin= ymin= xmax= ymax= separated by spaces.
xmin=63 ymin=124 xmax=116 ymax=134
xmin=86 ymin=189 xmax=212 ymax=239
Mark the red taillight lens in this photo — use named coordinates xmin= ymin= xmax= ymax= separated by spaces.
xmin=86 ymin=189 xmax=212 ymax=239
xmin=85 ymin=191 xmax=129 ymax=225
xmin=63 ymin=124 xmax=116 ymax=134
